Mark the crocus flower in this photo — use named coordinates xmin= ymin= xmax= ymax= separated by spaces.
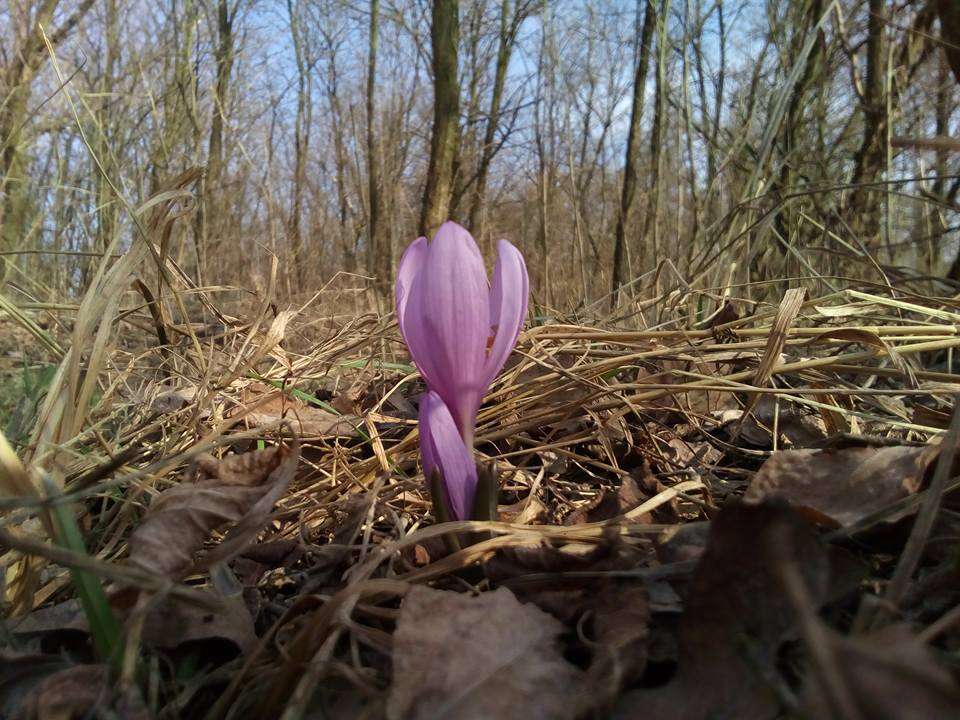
xmin=396 ymin=221 xmax=528 ymax=519
xmin=418 ymin=390 xmax=478 ymax=520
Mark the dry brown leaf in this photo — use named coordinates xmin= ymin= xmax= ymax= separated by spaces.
xmin=195 ymin=445 xmax=283 ymax=485
xmin=745 ymin=443 xmax=938 ymax=527
xmin=244 ymin=406 xmax=359 ymax=438
xmin=498 ymin=493 xmax=548 ymax=524
xmin=388 ymin=586 xmax=585 ymax=720
xmin=484 ymin=535 xmax=647 ymax=624
xmin=12 ymin=664 xmax=149 ymax=720
xmin=0 ymin=653 xmax=71 ymax=718
xmin=587 ymin=584 xmax=650 ymax=705
xmin=14 ymin=589 xmax=256 ymax=659
xmin=655 ymin=521 xmax=711 ymax=564
xmin=802 ymin=624 xmax=960 ymax=720
xmin=615 ymin=501 xmax=832 ymax=720
xmin=912 ymin=403 xmax=954 ymax=430
xmin=720 ymin=397 xmax=828 ymax=449
xmin=232 ymin=382 xmax=359 ymax=438
xmin=565 ymin=474 xmax=647 ymax=526
xmin=140 ymin=589 xmax=257 ymax=656
xmin=149 ymin=384 xmax=200 ymax=415
xmin=663 ymin=435 xmax=722 ymax=469
xmin=128 ymin=442 xmax=299 ymax=578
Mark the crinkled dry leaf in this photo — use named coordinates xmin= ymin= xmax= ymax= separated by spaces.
xmin=150 ymin=384 xmax=200 ymax=415
xmin=195 ymin=445 xmax=283 ymax=485
xmin=655 ymin=521 xmax=711 ymax=564
xmin=663 ymin=436 xmax=722 ymax=470
xmin=128 ymin=443 xmax=298 ymax=578
xmin=484 ymin=535 xmax=648 ymax=624
xmin=244 ymin=406 xmax=359 ymax=438
xmin=12 ymin=664 xmax=150 ymax=720
xmin=14 ymin=590 xmax=257 ymax=660
xmin=388 ymin=586 xmax=585 ymax=720
xmin=140 ymin=589 xmax=257 ymax=656
xmin=232 ymin=382 xmax=359 ymax=438
xmin=615 ymin=501 xmax=832 ymax=720
xmin=587 ymin=584 xmax=650 ymax=704
xmin=0 ymin=652 xmax=70 ymax=718
xmin=565 ymin=474 xmax=647 ymax=526
xmin=719 ymin=397 xmax=827 ymax=449
xmin=498 ymin=493 xmax=548 ymax=525
xmin=802 ymin=624 xmax=960 ymax=720
xmin=745 ymin=443 xmax=939 ymax=527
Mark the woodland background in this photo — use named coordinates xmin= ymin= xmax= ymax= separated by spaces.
xmin=2 ymin=1 xmax=960 ymax=310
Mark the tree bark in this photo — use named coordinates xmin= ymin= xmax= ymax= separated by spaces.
xmin=288 ymin=0 xmax=313 ymax=291
xmin=0 ymin=0 xmax=96 ymax=259
xmin=611 ymin=0 xmax=656 ymax=304
xmin=467 ymin=0 xmax=524 ymax=240
xmin=197 ymin=0 xmax=236 ymax=282
xmin=641 ymin=0 xmax=672 ymax=268
xmin=848 ymin=0 xmax=887 ymax=246
xmin=937 ymin=0 xmax=960 ymax=86
xmin=366 ymin=0 xmax=387 ymax=288
xmin=419 ymin=0 xmax=460 ymax=237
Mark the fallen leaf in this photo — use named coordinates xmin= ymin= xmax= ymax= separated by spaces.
xmin=15 ymin=589 xmax=257 ymax=661
xmin=149 ymin=384 xmax=199 ymax=415
xmin=802 ymin=624 xmax=960 ymax=720
xmin=498 ymin=492 xmax=548 ymax=524
xmin=195 ymin=445 xmax=283 ymax=485
xmin=485 ymin=534 xmax=648 ymax=623
xmin=719 ymin=397 xmax=827 ymax=448
xmin=0 ymin=652 xmax=70 ymax=718
xmin=231 ymin=382 xmax=359 ymax=438
xmin=12 ymin=664 xmax=150 ymax=720
xmin=614 ymin=501 xmax=832 ymax=720
xmin=912 ymin=403 xmax=954 ymax=430
xmin=655 ymin=521 xmax=711 ymax=565
xmin=140 ymin=589 xmax=257 ymax=657
xmin=565 ymin=473 xmax=647 ymax=525
xmin=745 ymin=443 xmax=939 ymax=527
xmin=128 ymin=442 xmax=299 ymax=578
xmin=388 ymin=586 xmax=585 ymax=720
xmin=587 ymin=583 xmax=650 ymax=706
xmin=662 ymin=436 xmax=722 ymax=470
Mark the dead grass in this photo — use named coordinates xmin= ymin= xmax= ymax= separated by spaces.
xmin=1 ymin=206 xmax=960 ymax=717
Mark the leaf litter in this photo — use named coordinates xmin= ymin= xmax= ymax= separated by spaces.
xmin=3 ymin=276 xmax=960 ymax=719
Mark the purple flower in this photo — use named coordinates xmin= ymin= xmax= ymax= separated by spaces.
xmin=418 ymin=391 xmax=478 ymax=520
xmin=396 ymin=221 xmax=529 ymax=519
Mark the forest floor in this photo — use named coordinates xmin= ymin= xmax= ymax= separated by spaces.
xmin=2 ymin=273 xmax=960 ymax=719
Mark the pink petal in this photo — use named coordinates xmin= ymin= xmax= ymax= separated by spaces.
xmin=484 ymin=239 xmax=529 ymax=386
xmin=419 ymin=391 xmax=478 ymax=520
xmin=395 ymin=236 xmax=428 ymax=342
xmin=404 ymin=222 xmax=490 ymax=434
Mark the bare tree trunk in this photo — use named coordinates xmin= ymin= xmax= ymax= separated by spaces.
xmin=288 ymin=0 xmax=313 ymax=291
xmin=467 ymin=0 xmax=525 ymax=240
xmin=94 ymin=0 xmax=120 ymax=254
xmin=938 ymin=0 xmax=960 ymax=86
xmin=419 ymin=0 xmax=460 ymax=237
xmin=322 ymin=38 xmax=357 ymax=272
xmin=848 ymin=0 xmax=887 ymax=247
xmin=366 ymin=0 xmax=387 ymax=288
xmin=198 ymin=0 xmax=236 ymax=283
xmin=928 ymin=54 xmax=951 ymax=273
xmin=611 ymin=0 xmax=656 ymax=304
xmin=534 ymin=0 xmax=554 ymax=304
xmin=768 ymin=0 xmax=824 ymax=268
xmin=0 ymin=0 xmax=96 ymax=261
xmin=641 ymin=0 xmax=672 ymax=269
